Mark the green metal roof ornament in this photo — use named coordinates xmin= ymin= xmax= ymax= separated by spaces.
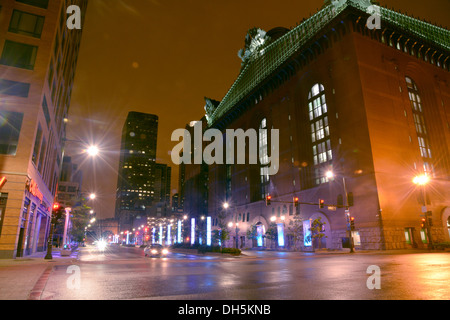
xmin=237 ymin=28 xmax=271 ymax=71
xmin=205 ymin=0 xmax=450 ymax=126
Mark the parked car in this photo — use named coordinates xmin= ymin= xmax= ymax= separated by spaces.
xmin=144 ymin=244 xmax=170 ymax=257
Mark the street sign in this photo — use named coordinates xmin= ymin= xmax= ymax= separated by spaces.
xmin=328 ymin=206 xmax=337 ymax=211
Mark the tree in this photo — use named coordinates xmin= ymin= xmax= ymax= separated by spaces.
xmin=286 ymin=215 xmax=303 ymax=251
xmin=309 ymin=217 xmax=327 ymax=250
xmin=70 ymin=202 xmax=92 ymax=242
xmin=265 ymin=222 xmax=278 ymax=248
xmin=212 ymin=210 xmax=230 ymax=251
xmin=246 ymin=224 xmax=258 ymax=247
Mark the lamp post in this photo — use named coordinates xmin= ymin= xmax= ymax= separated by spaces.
xmin=326 ymin=171 xmax=355 ymax=253
xmin=223 ymin=202 xmax=238 ymax=248
xmin=45 ymin=139 xmax=99 ymax=259
xmin=413 ymin=174 xmax=433 ymax=250
xmin=62 ymin=207 xmax=72 ymax=249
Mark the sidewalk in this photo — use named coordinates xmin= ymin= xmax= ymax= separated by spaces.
xmin=0 ymin=248 xmax=79 ymax=267
xmin=240 ymin=248 xmax=445 ymax=257
xmin=0 ymin=248 xmax=79 ymax=300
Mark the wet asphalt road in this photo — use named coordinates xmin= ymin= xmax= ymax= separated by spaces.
xmin=39 ymin=245 xmax=450 ymax=300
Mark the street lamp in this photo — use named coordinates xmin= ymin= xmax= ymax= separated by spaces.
xmin=85 ymin=145 xmax=100 ymax=157
xmin=326 ymin=170 xmax=355 ymax=253
xmin=413 ymin=174 xmax=430 ymax=186
xmin=89 ymin=193 xmax=96 ymax=200
xmin=413 ymin=173 xmax=433 ymax=249
xmin=45 ymin=138 xmax=100 ymax=260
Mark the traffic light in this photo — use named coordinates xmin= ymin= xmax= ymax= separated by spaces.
xmin=265 ymin=195 xmax=272 ymax=206
xmin=293 ymin=197 xmax=299 ymax=208
xmin=350 ymin=216 xmax=355 ymax=231
xmin=420 ymin=218 xmax=426 ymax=229
xmin=52 ymin=203 xmax=65 ymax=224
xmin=0 ymin=177 xmax=6 ymax=189
xmin=319 ymin=199 xmax=325 ymax=209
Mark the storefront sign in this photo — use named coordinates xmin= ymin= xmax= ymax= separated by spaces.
xmin=26 ymin=179 xmax=43 ymax=203
xmin=0 ymin=177 xmax=6 ymax=189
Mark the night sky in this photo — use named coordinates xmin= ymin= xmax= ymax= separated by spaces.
xmin=66 ymin=0 xmax=450 ymax=219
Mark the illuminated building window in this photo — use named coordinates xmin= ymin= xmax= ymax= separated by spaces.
xmin=259 ymin=118 xmax=269 ymax=199
xmin=406 ymin=76 xmax=434 ymax=176
xmin=308 ymin=84 xmax=332 ymax=185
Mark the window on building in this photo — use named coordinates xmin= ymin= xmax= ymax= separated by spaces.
xmin=0 ymin=194 xmax=8 ymax=236
xmin=9 ymin=10 xmax=45 ymax=38
xmin=309 ymin=84 xmax=332 ymax=185
xmin=0 ymin=78 xmax=30 ymax=97
xmin=37 ymin=137 xmax=46 ymax=174
xmin=32 ymin=123 xmax=42 ymax=164
xmin=259 ymin=118 xmax=270 ymax=199
xmin=42 ymin=96 xmax=50 ymax=128
xmin=0 ymin=110 xmax=24 ymax=155
xmin=15 ymin=0 xmax=49 ymax=9
xmin=0 ymin=40 xmax=38 ymax=70
xmin=406 ymin=76 xmax=434 ymax=176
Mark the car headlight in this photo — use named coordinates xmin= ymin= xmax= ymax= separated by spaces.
xmin=162 ymin=249 xmax=169 ymax=255
xmin=151 ymin=249 xmax=158 ymax=254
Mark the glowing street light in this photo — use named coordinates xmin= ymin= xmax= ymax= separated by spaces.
xmin=413 ymin=173 xmax=433 ymax=249
xmin=223 ymin=202 xmax=229 ymax=209
xmin=86 ymin=145 xmax=100 ymax=157
xmin=89 ymin=193 xmax=96 ymax=200
xmin=325 ymin=170 xmax=335 ymax=179
xmin=413 ymin=174 xmax=430 ymax=186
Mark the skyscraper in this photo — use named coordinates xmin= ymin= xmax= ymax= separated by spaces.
xmin=0 ymin=0 xmax=88 ymax=258
xmin=115 ymin=112 xmax=159 ymax=225
xmin=153 ymin=163 xmax=171 ymax=205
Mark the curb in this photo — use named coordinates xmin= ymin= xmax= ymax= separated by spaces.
xmin=27 ymin=265 xmax=53 ymax=300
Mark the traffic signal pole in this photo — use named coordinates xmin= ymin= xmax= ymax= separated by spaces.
xmin=44 ymin=221 xmax=55 ymax=260
xmin=343 ymin=177 xmax=355 ymax=253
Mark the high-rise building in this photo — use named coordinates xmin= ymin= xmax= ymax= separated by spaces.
xmin=153 ymin=162 xmax=171 ymax=205
xmin=0 ymin=0 xmax=88 ymax=258
xmin=115 ymin=112 xmax=158 ymax=225
xmin=57 ymin=156 xmax=82 ymax=208
xmin=185 ymin=0 xmax=450 ymax=250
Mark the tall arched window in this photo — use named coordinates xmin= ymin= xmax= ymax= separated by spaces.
xmin=309 ymin=84 xmax=332 ymax=185
xmin=259 ymin=118 xmax=270 ymax=199
xmin=406 ymin=76 xmax=434 ymax=176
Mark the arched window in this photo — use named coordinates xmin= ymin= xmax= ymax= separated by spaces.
xmin=259 ymin=118 xmax=270 ymax=199
xmin=406 ymin=76 xmax=434 ymax=176
xmin=309 ymin=84 xmax=332 ymax=185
